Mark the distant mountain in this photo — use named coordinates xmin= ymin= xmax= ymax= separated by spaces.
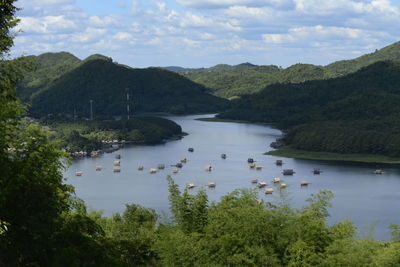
xmin=29 ymin=58 xmax=229 ymax=117
xmin=172 ymin=41 xmax=400 ymax=98
xmin=219 ymin=60 xmax=400 ymax=156
xmin=164 ymin=66 xmax=186 ymax=71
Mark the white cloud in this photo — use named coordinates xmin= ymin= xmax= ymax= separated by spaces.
xmin=71 ymin=28 xmax=107 ymax=43
xmin=176 ymin=0 xmax=290 ymax=9
xmin=18 ymin=15 xmax=77 ymax=34
xmin=113 ymin=32 xmax=133 ymax=41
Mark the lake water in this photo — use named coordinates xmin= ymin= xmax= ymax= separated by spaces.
xmin=64 ymin=114 xmax=400 ymax=241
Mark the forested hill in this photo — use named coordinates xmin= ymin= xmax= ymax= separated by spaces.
xmin=219 ymin=61 xmax=400 ymax=156
xmin=18 ymin=52 xmax=81 ymax=101
xmin=29 ymin=58 xmax=229 ymax=117
xmin=171 ymin=41 xmax=400 ymax=98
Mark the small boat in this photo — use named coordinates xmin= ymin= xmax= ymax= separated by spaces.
xmin=113 ymin=167 xmax=121 ymax=173
xmin=138 ymin=165 xmax=144 ymax=171
xmin=313 ymin=168 xmax=321 ymax=174
xmin=75 ymin=171 xmax=83 ymax=176
xmin=249 ymin=163 xmax=255 ymax=168
xmin=280 ymin=183 xmax=287 ymax=188
xmin=172 ymin=168 xmax=178 ymax=174
xmin=221 ymin=154 xmax=226 ymax=159
xmin=180 ymin=157 xmax=187 ymax=163
xmin=273 ymin=177 xmax=281 ymax=183
xmin=265 ymin=188 xmax=274 ymax=194
xmin=248 ymin=158 xmax=254 ymax=163
xmin=113 ymin=160 xmax=120 ymax=166
xmin=188 ymin=148 xmax=194 ymax=152
xmin=283 ymin=169 xmax=294 ymax=175
xmin=176 ymin=163 xmax=183 ymax=168
xmin=374 ymin=169 xmax=383 ymax=174
xmin=205 ymin=165 xmax=212 ymax=171
xmin=276 ymin=160 xmax=283 ymax=166
xmin=149 ymin=168 xmax=157 ymax=174
xmin=95 ymin=165 xmax=102 ymax=171
xmin=208 ymin=182 xmax=216 ymax=188
xmin=115 ymin=154 xmax=121 ymax=159
xmin=251 ymin=178 xmax=258 ymax=184
xmin=157 ymin=164 xmax=165 ymax=169
xmin=255 ymin=165 xmax=262 ymax=170
xmin=301 ymin=180 xmax=309 ymax=186
xmin=187 ymin=183 xmax=195 ymax=189
xmin=258 ymin=181 xmax=267 ymax=188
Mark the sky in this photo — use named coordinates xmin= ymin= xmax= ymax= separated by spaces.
xmin=10 ymin=0 xmax=400 ymax=68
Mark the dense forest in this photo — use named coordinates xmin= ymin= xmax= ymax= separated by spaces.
xmin=219 ymin=61 xmax=400 ymax=156
xmin=17 ymin=53 xmax=229 ymax=117
xmin=28 ymin=58 xmax=229 ymax=116
xmin=171 ymin=41 xmax=400 ymax=98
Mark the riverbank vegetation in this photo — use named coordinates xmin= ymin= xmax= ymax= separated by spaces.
xmin=266 ymin=146 xmax=400 ymax=164
xmin=39 ymin=116 xmax=183 ymax=154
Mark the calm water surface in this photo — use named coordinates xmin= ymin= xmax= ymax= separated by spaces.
xmin=64 ymin=114 xmax=400 ymax=240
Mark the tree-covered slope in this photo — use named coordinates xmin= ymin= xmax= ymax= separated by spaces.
xmin=172 ymin=41 xmax=400 ymax=98
xmin=17 ymin=52 xmax=81 ymax=101
xmin=30 ymin=58 xmax=229 ymax=117
xmin=325 ymin=41 xmax=400 ymax=76
xmin=219 ymin=61 xmax=400 ymax=156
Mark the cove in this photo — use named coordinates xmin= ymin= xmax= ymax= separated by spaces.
xmin=64 ymin=114 xmax=400 ymax=241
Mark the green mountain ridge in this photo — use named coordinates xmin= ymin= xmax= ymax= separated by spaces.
xmin=29 ymin=58 xmax=229 ymax=117
xmin=171 ymin=41 xmax=400 ymax=98
xmin=219 ymin=60 xmax=400 ymax=156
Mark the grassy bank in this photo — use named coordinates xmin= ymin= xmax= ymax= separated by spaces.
xmin=266 ymin=146 xmax=400 ymax=164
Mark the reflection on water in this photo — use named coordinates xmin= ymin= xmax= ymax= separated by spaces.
xmin=64 ymin=114 xmax=400 ymax=241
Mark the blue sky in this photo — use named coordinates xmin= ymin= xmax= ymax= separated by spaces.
xmin=11 ymin=0 xmax=400 ymax=68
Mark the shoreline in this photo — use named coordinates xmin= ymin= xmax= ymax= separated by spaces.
xmin=266 ymin=146 xmax=400 ymax=165
xmin=196 ymin=117 xmax=275 ymax=127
